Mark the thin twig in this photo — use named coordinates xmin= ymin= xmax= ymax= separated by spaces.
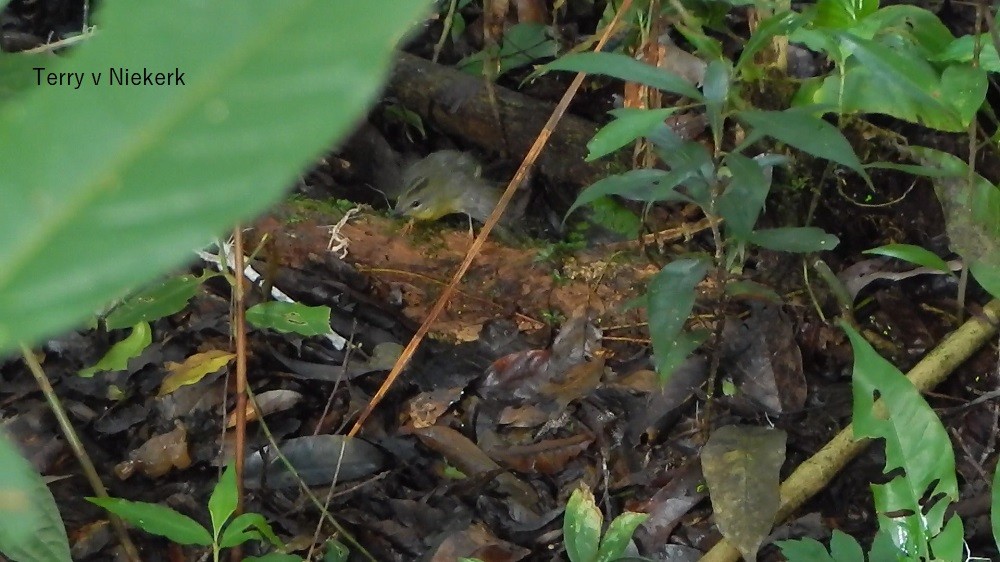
xmin=20 ymin=344 xmax=142 ymax=562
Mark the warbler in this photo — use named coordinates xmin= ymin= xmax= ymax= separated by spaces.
xmin=392 ymin=150 xmax=526 ymax=227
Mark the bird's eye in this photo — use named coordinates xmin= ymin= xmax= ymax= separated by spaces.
xmin=410 ymin=200 xmax=421 ymax=209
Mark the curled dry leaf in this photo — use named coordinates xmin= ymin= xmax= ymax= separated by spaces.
xmin=489 ymin=433 xmax=593 ymax=474
xmin=226 ymin=389 xmax=303 ymax=428
xmin=115 ymin=422 xmax=191 ymax=479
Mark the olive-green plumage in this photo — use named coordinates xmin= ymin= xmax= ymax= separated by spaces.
xmin=392 ymin=150 xmax=522 ymax=225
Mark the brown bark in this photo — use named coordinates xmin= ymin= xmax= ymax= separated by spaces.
xmin=385 ymin=52 xmax=630 ymax=202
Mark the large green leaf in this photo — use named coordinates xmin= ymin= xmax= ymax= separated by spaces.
xmin=844 ymin=324 xmax=962 ymax=561
xmin=0 ymin=0 xmax=429 ymax=356
xmin=836 ymin=34 xmax=963 ymax=131
xmin=0 ymin=432 xmax=71 ymax=562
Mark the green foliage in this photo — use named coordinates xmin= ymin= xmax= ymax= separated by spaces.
xmin=792 ymin=2 xmax=985 ymax=132
xmin=78 ymin=322 xmax=152 ymax=377
xmin=563 ymin=484 xmax=648 ymax=562
xmin=459 ymin=22 xmax=558 ymax=77
xmin=780 ymin=324 xmax=964 ymax=560
xmin=0 ymin=0 xmax=428 ymax=356
xmin=844 ymin=323 xmax=963 ymax=559
xmin=0 ymin=432 xmax=71 ymax=562
xmin=105 ymin=274 xmax=206 ymax=330
xmin=89 ymin=465 xmax=294 ymax=561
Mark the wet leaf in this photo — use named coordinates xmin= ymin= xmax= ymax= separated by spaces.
xmin=702 ymin=425 xmax=786 ymax=561
xmin=159 ymin=349 xmax=235 ymax=396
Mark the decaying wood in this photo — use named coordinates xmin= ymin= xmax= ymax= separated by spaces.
xmin=385 ymin=52 xmax=629 ymax=200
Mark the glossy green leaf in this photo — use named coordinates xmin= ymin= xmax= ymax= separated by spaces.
xmin=843 ymin=323 xmax=961 ymax=560
xmin=863 ymin=244 xmax=952 ymax=273
xmin=0 ymin=0 xmax=430 ymax=356
xmin=737 ymin=11 xmax=805 ymax=72
xmin=587 ymin=108 xmax=677 ymax=161
xmin=0 ymin=432 xmax=72 ymax=562
xmin=541 ymin=52 xmax=703 ymax=100
xmin=814 ymin=0 xmax=878 ymax=29
xmin=738 ymin=108 xmax=866 ymax=177
xmin=648 ymin=259 xmax=709 ymax=380
xmin=208 ymin=465 xmax=238 ymax=539
xmin=105 ymin=274 xmax=204 ymax=330
xmin=717 ymin=154 xmax=770 ymax=239
xmin=246 ymin=302 xmax=332 ymax=337
xmin=564 ymin=484 xmax=602 ymax=562
xmin=87 ymin=497 xmax=212 ymax=546
xmin=78 ymin=322 xmax=152 ymax=377
xmin=595 ymin=511 xmax=648 ymax=562
xmin=748 ymin=227 xmax=839 ymax=253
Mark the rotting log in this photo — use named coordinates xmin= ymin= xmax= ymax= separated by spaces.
xmin=385 ymin=52 xmax=629 ymax=203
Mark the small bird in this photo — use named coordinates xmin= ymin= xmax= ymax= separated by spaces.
xmin=392 ymin=150 xmax=526 ymax=228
